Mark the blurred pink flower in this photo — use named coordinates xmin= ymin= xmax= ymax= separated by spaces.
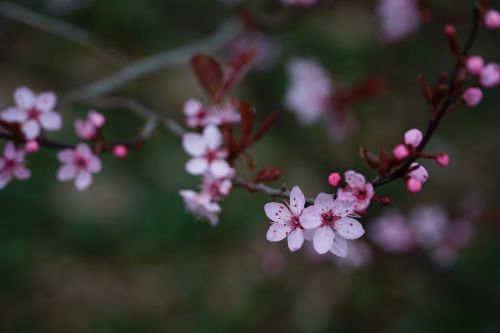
xmin=466 ymin=56 xmax=485 ymax=75
xmin=369 ymin=210 xmax=413 ymax=253
xmin=180 ymin=190 xmax=221 ymax=226
xmin=284 ymin=57 xmax=333 ymax=124
xmin=182 ymin=125 xmax=231 ymax=178
xmin=0 ymin=142 xmax=31 ymax=189
xmin=57 ymin=143 xmax=102 ymax=191
xmin=408 ymin=205 xmax=449 ymax=249
xmin=201 ymin=171 xmax=233 ymax=201
xmin=300 ymin=193 xmax=363 ymax=256
xmin=484 ymin=9 xmax=500 ymax=29
xmin=480 ymin=63 xmax=500 ymax=88
xmin=336 ymin=241 xmax=373 ymax=270
xmin=281 ymin=0 xmax=318 ymax=6
xmin=183 ymin=99 xmax=241 ymax=128
xmin=1 ymin=86 xmax=61 ymax=140
xmin=74 ymin=110 xmax=105 ymax=140
xmin=377 ymin=0 xmax=421 ymax=43
xmin=225 ymin=30 xmax=281 ymax=71
xmin=337 ymin=170 xmax=374 ymax=212
xmin=265 ymin=186 xmax=306 ymax=252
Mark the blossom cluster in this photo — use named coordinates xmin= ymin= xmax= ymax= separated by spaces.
xmin=0 ymin=86 xmax=128 ymax=191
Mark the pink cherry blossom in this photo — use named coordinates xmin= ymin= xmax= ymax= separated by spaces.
xmin=336 ymin=170 xmax=374 ymax=212
xmin=484 ymin=9 xmax=500 ymax=29
xmin=1 ymin=86 xmax=62 ymax=140
xmin=182 ymin=125 xmax=231 ymax=178
xmin=462 ymin=87 xmax=483 ymax=107
xmin=0 ymin=142 xmax=31 ymax=189
xmin=404 ymin=128 xmax=423 ymax=148
xmin=74 ymin=110 xmax=105 ymax=140
xmin=369 ymin=210 xmax=413 ymax=253
xmin=284 ymin=57 xmax=333 ymax=124
xmin=180 ymin=190 xmax=221 ymax=226
xmin=201 ymin=171 xmax=233 ymax=201
xmin=265 ymin=186 xmax=306 ymax=252
xmin=377 ymin=0 xmax=421 ymax=43
xmin=480 ymin=63 xmax=500 ymax=88
xmin=407 ymin=163 xmax=428 ymax=183
xmin=466 ymin=56 xmax=484 ymax=75
xmin=57 ymin=143 xmax=102 ymax=191
xmin=408 ymin=205 xmax=448 ymax=249
xmin=431 ymin=219 xmax=474 ymax=267
xmin=183 ymin=99 xmax=241 ymax=128
xmin=300 ymin=193 xmax=363 ymax=256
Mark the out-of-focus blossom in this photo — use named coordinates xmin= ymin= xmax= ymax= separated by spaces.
xmin=1 ymin=86 xmax=62 ymax=140
xmin=300 ymin=193 xmax=363 ymax=256
xmin=265 ymin=186 xmax=306 ymax=252
xmin=408 ymin=205 xmax=448 ymax=249
xmin=325 ymin=111 xmax=358 ymax=143
xmin=431 ymin=219 xmax=475 ymax=267
xmin=57 ymin=143 xmax=102 ymax=191
xmin=484 ymin=9 xmax=500 ymax=29
xmin=0 ymin=142 xmax=31 ymax=189
xmin=336 ymin=241 xmax=373 ymax=270
xmin=281 ymin=0 xmax=318 ymax=6
xmin=369 ymin=210 xmax=413 ymax=253
xmin=112 ymin=145 xmax=128 ymax=159
xmin=377 ymin=0 xmax=421 ymax=43
xmin=463 ymin=87 xmax=483 ymax=107
xmin=180 ymin=190 xmax=221 ymax=226
xmin=74 ymin=110 xmax=105 ymax=140
xmin=182 ymin=125 xmax=231 ymax=178
xmin=183 ymin=99 xmax=241 ymax=128
xmin=284 ymin=57 xmax=333 ymax=124
xmin=201 ymin=171 xmax=233 ymax=201
xmin=480 ymin=63 xmax=500 ymax=88
xmin=225 ymin=30 xmax=281 ymax=71
xmin=466 ymin=56 xmax=485 ymax=75
xmin=336 ymin=170 xmax=374 ymax=212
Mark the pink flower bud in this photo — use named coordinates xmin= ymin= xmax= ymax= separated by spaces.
xmin=404 ymin=128 xmax=423 ymax=148
xmin=443 ymin=24 xmax=456 ymax=36
xmin=484 ymin=10 xmax=500 ymax=29
xmin=406 ymin=178 xmax=422 ymax=193
xmin=328 ymin=172 xmax=341 ymax=187
xmin=480 ymin=63 xmax=500 ymax=88
xmin=466 ymin=56 xmax=484 ymax=75
xmin=25 ymin=140 xmax=39 ymax=153
xmin=408 ymin=163 xmax=429 ymax=183
xmin=112 ymin=145 xmax=128 ymax=158
xmin=88 ymin=111 xmax=106 ymax=128
xmin=462 ymin=87 xmax=483 ymax=107
xmin=392 ymin=144 xmax=410 ymax=160
xmin=436 ymin=153 xmax=450 ymax=167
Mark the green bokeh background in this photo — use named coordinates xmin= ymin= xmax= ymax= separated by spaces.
xmin=1 ymin=0 xmax=500 ymax=332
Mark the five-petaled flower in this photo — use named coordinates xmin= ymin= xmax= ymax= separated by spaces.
xmin=1 ymin=86 xmax=62 ymax=140
xmin=57 ymin=143 xmax=102 ymax=191
xmin=182 ymin=125 xmax=232 ymax=178
xmin=300 ymin=193 xmax=364 ymax=256
xmin=180 ymin=190 xmax=221 ymax=226
xmin=0 ymin=142 xmax=31 ymax=189
xmin=265 ymin=186 xmax=306 ymax=252
xmin=337 ymin=170 xmax=375 ymax=212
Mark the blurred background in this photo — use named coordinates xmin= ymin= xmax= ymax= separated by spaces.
xmin=1 ymin=0 xmax=500 ymax=332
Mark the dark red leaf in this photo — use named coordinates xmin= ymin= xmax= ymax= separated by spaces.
xmin=251 ymin=111 xmax=278 ymax=143
xmin=190 ymin=54 xmax=224 ymax=101
xmin=253 ymin=166 xmax=282 ymax=183
xmin=359 ymin=146 xmax=380 ymax=170
xmin=222 ymin=125 xmax=238 ymax=156
xmin=219 ymin=48 xmax=257 ymax=100
xmin=238 ymin=100 xmax=254 ymax=148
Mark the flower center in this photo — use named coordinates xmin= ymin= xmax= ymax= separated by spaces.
xmin=204 ymin=149 xmax=218 ymax=163
xmin=27 ymin=108 xmax=41 ymax=120
xmin=3 ymin=158 xmax=16 ymax=171
xmin=321 ymin=210 xmax=338 ymax=227
xmin=74 ymin=156 xmax=88 ymax=169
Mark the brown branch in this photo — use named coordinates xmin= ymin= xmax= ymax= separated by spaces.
xmin=234 ymin=178 xmax=315 ymax=205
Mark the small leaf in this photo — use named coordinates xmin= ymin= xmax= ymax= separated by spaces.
xmin=190 ymin=54 xmax=224 ymax=101
xmin=254 ymin=166 xmax=282 ymax=183
xmin=359 ymin=146 xmax=380 ymax=169
xmin=238 ymin=100 xmax=254 ymax=148
xmin=251 ymin=111 xmax=278 ymax=142
xmin=219 ymin=48 xmax=257 ymax=99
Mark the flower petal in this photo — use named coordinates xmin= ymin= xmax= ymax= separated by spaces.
xmin=266 ymin=223 xmax=292 ymax=242
xmin=4 ymin=142 xmax=16 ymax=159
xmin=209 ymin=159 xmax=231 ymax=178
xmin=287 ymin=228 xmax=304 ymax=252
xmin=330 ymin=236 xmax=348 ymax=257
xmin=345 ymin=170 xmax=365 ymax=188
xmin=333 ymin=199 xmax=355 ymax=218
xmin=299 ymin=206 xmax=322 ymax=229
xmin=264 ymin=202 xmax=292 ymax=223
xmin=1 ymin=107 xmax=27 ymax=123
xmin=14 ymin=86 xmax=36 ymax=109
xmin=289 ymin=186 xmax=305 ymax=215
xmin=75 ymin=143 xmax=93 ymax=159
xmin=57 ymin=164 xmax=77 ymax=181
xmin=88 ymin=156 xmax=102 ymax=173
xmin=35 ymin=91 xmax=57 ymax=112
xmin=313 ymin=226 xmax=335 ymax=254
xmin=13 ymin=166 xmax=31 ymax=180
xmin=186 ymin=157 xmax=208 ymax=175
xmin=182 ymin=133 xmax=206 ymax=156
xmin=0 ymin=172 xmax=12 ymax=189
xmin=334 ymin=217 xmax=365 ymax=240
xmin=39 ymin=112 xmax=62 ymax=130
xmin=203 ymin=124 xmax=223 ymax=150
xmin=57 ymin=149 xmax=75 ymax=163
xmin=22 ymin=120 xmax=40 ymax=140
xmin=314 ymin=193 xmax=334 ymax=213
xmin=75 ymin=171 xmax=92 ymax=191
xmin=303 ymin=228 xmax=316 ymax=241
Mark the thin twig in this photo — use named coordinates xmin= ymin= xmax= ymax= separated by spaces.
xmin=234 ymin=178 xmax=315 ymax=205
xmin=62 ymin=19 xmax=242 ymax=102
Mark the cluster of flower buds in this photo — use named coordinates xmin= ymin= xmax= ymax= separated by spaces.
xmin=462 ymin=55 xmax=500 ymax=107
xmin=370 ymin=204 xmax=476 ymax=267
xmin=0 ymin=86 xmax=132 ymax=191
xmin=265 ymin=170 xmax=375 ymax=257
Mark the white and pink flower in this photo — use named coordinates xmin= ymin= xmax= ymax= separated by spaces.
xmin=265 ymin=186 xmax=307 ymax=252
xmin=74 ymin=110 xmax=105 ymax=140
xmin=183 ymin=99 xmax=241 ymax=128
xmin=369 ymin=209 xmax=413 ymax=253
xmin=337 ymin=170 xmax=374 ymax=212
xmin=57 ymin=143 xmax=102 ymax=191
xmin=1 ymin=86 xmax=62 ymax=140
xmin=182 ymin=125 xmax=232 ymax=178
xmin=180 ymin=190 xmax=221 ymax=226
xmin=0 ymin=142 xmax=31 ymax=189
xmin=300 ymin=193 xmax=364 ymax=256
xmin=377 ymin=0 xmax=421 ymax=43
